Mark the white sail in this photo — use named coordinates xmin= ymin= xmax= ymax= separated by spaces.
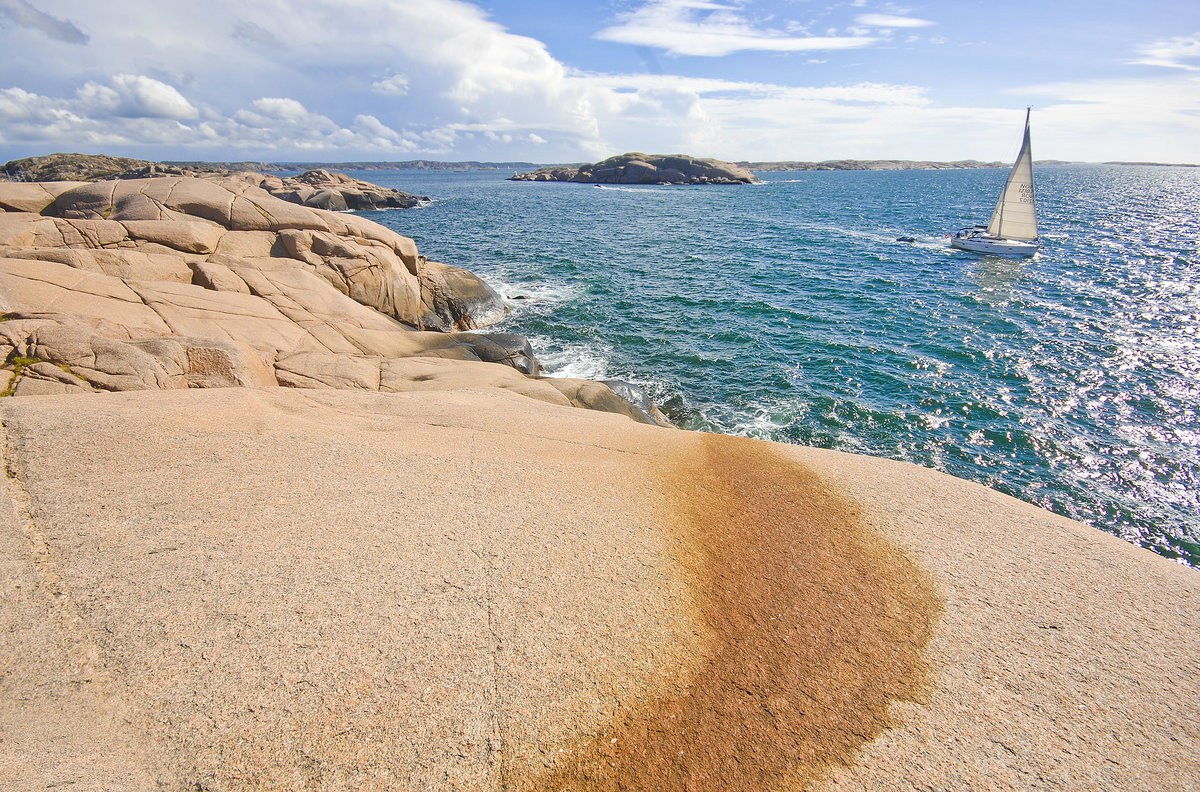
xmin=986 ymin=108 xmax=1038 ymax=241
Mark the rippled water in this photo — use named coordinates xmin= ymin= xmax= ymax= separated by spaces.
xmin=350 ymin=165 xmax=1200 ymax=566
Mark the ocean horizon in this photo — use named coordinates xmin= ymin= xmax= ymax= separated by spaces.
xmin=339 ymin=164 xmax=1200 ymax=568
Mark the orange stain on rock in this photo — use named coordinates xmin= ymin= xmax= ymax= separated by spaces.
xmin=528 ymin=433 xmax=942 ymax=791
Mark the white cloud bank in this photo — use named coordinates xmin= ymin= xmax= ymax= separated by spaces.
xmin=1130 ymin=32 xmax=1200 ymax=71
xmin=0 ymin=1 xmax=1197 ymax=163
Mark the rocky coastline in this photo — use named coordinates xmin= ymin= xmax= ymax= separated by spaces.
xmin=1 ymin=163 xmax=1196 ymax=791
xmin=509 ymin=153 xmax=761 ymax=185
xmin=0 ymin=172 xmax=667 ymax=426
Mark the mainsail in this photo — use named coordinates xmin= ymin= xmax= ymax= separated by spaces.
xmin=986 ymin=108 xmax=1038 ymax=241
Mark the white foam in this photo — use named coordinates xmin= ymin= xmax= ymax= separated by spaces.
xmin=531 ymin=338 xmax=612 ymax=380
xmin=476 ymin=267 xmax=580 ymax=309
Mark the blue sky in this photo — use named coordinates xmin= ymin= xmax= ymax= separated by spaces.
xmin=1 ymin=0 xmax=1197 ymax=164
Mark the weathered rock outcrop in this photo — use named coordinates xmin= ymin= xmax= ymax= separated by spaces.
xmin=510 ymin=153 xmax=761 ymax=185
xmin=244 ymin=169 xmax=428 ymax=211
xmin=2 ymin=154 xmax=429 ymax=212
xmin=0 ymin=176 xmax=662 ymax=426
xmin=1 ymin=153 xmax=169 ymax=182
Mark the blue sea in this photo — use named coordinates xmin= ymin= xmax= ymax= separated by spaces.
xmin=348 ymin=165 xmax=1200 ymax=567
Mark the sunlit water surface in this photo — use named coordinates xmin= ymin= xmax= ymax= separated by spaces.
xmin=346 ymin=165 xmax=1200 ymax=566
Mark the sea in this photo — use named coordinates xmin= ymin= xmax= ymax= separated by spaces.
xmin=343 ymin=165 xmax=1200 ymax=568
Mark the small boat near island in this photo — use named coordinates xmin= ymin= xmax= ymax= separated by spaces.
xmin=950 ymin=108 xmax=1039 ymax=257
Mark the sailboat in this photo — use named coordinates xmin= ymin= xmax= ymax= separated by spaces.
xmin=950 ymin=108 xmax=1039 ymax=256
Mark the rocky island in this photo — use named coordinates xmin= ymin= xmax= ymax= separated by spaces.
xmin=509 ymin=153 xmax=761 ymax=185
xmin=0 ymin=165 xmax=1196 ymax=791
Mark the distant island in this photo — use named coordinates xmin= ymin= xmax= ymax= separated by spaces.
xmin=1103 ymin=160 xmax=1200 ymax=168
xmin=509 ymin=153 xmax=760 ymax=185
xmin=740 ymin=159 xmax=1006 ymax=171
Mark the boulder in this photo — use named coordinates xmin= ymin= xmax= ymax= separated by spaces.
xmin=118 ymin=220 xmax=225 ymax=255
xmin=255 ymin=169 xmax=429 ymax=210
xmin=456 ymin=332 xmax=539 ymax=375
xmin=417 ymin=259 xmax=507 ymax=331
xmin=0 ymin=181 xmax=88 ymax=213
xmin=602 ymin=379 xmax=671 ymax=426
xmin=7 ymin=248 xmax=194 ymax=283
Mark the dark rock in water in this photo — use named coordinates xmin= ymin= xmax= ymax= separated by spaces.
xmin=417 ymin=260 xmax=508 ymax=331
xmin=509 ymin=153 xmax=760 ymax=185
xmin=601 ymin=380 xmax=672 ymax=427
xmin=897 ymin=236 xmax=917 ymax=242
xmin=460 ymin=333 xmax=540 ymax=375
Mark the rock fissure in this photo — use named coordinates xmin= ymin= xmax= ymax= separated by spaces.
xmin=0 ymin=416 xmax=121 ymax=710
xmin=123 ymin=283 xmax=179 ymax=335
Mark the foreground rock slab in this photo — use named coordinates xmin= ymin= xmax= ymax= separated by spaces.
xmin=1 ymin=387 xmax=1195 ymax=791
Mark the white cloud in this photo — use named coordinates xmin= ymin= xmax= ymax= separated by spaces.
xmin=247 ymin=97 xmax=310 ymax=120
xmin=72 ymin=75 xmax=199 ymax=121
xmin=109 ymin=74 xmax=199 ymax=119
xmin=353 ymin=114 xmax=419 ymax=151
xmin=1010 ymin=74 xmax=1200 ymax=162
xmin=854 ymin=13 xmax=933 ymax=29
xmin=0 ymin=0 xmax=921 ymax=160
xmin=0 ymin=0 xmax=1195 ymax=164
xmin=1129 ymin=33 xmax=1200 ymax=71
xmin=372 ymin=74 xmax=410 ymax=96
xmin=595 ymin=0 xmax=875 ymax=57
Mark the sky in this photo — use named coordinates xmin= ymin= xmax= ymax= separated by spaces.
xmin=0 ymin=0 xmax=1198 ymax=164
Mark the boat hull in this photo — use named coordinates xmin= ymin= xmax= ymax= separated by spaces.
xmin=949 ymin=235 xmax=1038 ymax=257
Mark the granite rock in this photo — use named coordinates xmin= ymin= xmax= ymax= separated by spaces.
xmin=0 ymin=176 xmax=666 ymax=426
